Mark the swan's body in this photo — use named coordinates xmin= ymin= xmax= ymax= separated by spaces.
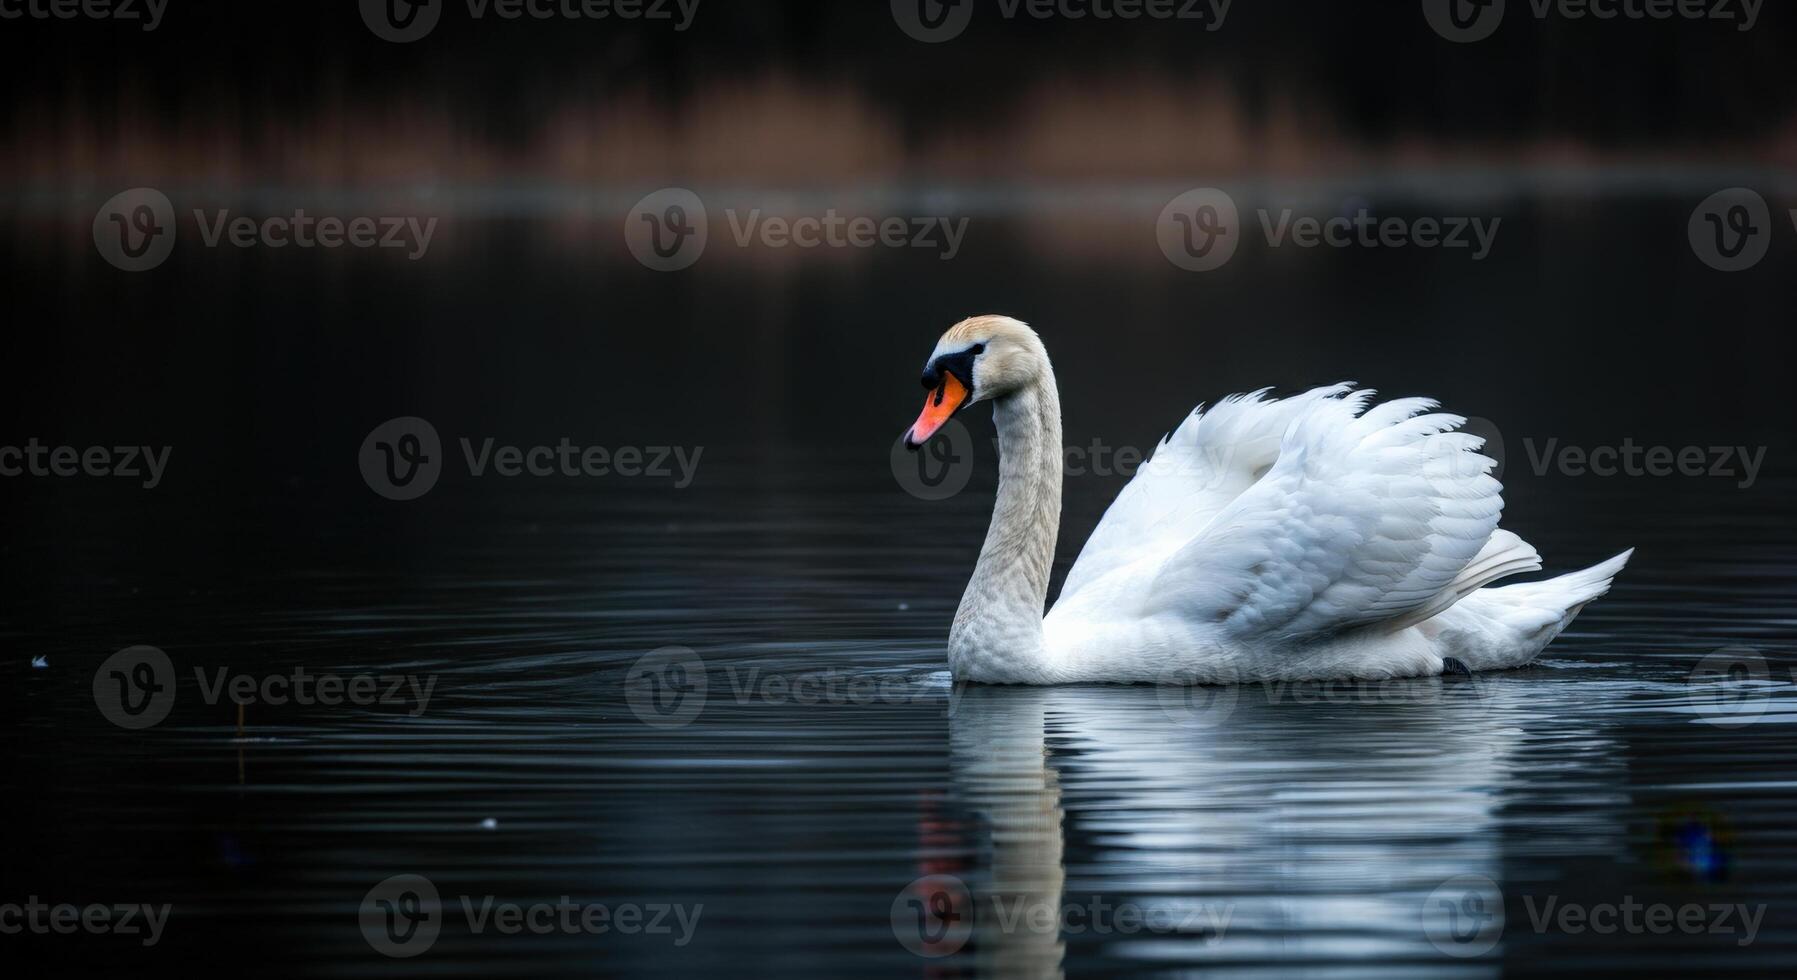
xmin=903 ymin=315 xmax=1632 ymax=685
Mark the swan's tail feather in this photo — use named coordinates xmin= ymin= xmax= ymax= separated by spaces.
xmin=1427 ymin=548 xmax=1634 ymax=670
xmin=1384 ymin=530 xmax=1542 ymax=632
xmin=1497 ymin=548 xmax=1634 ymax=624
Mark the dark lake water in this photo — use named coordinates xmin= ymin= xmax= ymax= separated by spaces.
xmin=5 ymin=192 xmax=1796 ymax=976
xmin=8 ymin=469 xmax=1796 ymax=977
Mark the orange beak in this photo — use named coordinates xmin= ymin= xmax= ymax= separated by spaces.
xmin=905 ymin=372 xmax=969 ymax=449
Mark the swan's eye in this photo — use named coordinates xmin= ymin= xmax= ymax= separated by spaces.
xmin=970 ymin=344 xmax=986 ymax=356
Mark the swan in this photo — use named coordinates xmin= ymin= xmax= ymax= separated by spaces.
xmin=901 ymin=314 xmax=1633 ymax=685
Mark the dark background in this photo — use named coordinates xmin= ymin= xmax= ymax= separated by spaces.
xmin=4 ymin=0 xmax=1793 ymax=649
xmin=4 ymin=2 xmax=1794 ymax=470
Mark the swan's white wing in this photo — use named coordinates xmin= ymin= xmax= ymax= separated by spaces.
xmin=1142 ymin=390 xmax=1505 ymax=643
xmin=1059 ymin=384 xmax=1356 ymax=602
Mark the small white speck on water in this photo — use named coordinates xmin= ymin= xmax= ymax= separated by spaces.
xmin=31 ymin=656 xmax=48 ymax=669
xmin=897 ymin=602 xmax=910 ymax=611
xmin=478 ymin=818 xmax=499 ymax=830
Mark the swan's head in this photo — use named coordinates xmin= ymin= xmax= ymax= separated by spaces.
xmin=904 ymin=315 xmax=1047 ymax=449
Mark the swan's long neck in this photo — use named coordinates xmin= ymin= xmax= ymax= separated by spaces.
xmin=948 ymin=370 xmax=1063 ymax=683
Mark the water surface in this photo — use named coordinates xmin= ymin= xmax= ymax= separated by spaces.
xmin=6 ymin=196 xmax=1796 ymax=976
xmin=8 ymin=468 xmax=1795 ymax=977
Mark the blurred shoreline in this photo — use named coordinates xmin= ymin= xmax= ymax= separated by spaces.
xmin=9 ymin=72 xmax=1796 ymax=191
xmin=9 ymin=166 xmax=1797 ymax=214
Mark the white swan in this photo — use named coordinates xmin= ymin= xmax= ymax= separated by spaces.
xmin=902 ymin=315 xmax=1633 ymax=685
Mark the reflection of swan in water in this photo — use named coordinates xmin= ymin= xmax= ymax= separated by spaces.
xmin=947 ymin=682 xmax=1067 ymax=978
xmin=940 ymin=677 xmax=1626 ymax=975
